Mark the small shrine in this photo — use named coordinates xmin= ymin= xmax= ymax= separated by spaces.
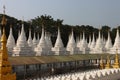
xmin=112 ymin=48 xmax=120 ymax=68
xmin=99 ymin=56 xmax=104 ymax=69
xmin=105 ymin=56 xmax=111 ymax=69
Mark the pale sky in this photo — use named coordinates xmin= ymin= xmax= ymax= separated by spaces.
xmin=0 ymin=0 xmax=120 ymax=28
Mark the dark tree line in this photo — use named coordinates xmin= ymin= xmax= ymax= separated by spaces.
xmin=0 ymin=14 xmax=119 ymax=46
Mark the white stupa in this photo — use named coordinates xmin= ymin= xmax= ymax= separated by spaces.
xmin=13 ymin=22 xmax=35 ymax=56
xmin=78 ymin=32 xmax=89 ymax=54
xmin=52 ymin=27 xmax=67 ymax=55
xmin=113 ymin=29 xmax=120 ymax=48
xmin=89 ymin=33 xmax=96 ymax=54
xmin=110 ymin=29 xmax=120 ymax=54
xmin=45 ymin=32 xmax=53 ymax=49
xmin=6 ymin=25 xmax=15 ymax=56
xmin=102 ymin=35 xmax=106 ymax=47
xmin=93 ymin=30 xmax=105 ymax=54
xmin=66 ymin=29 xmax=79 ymax=55
xmin=90 ymin=33 xmax=96 ymax=49
xmin=45 ymin=32 xmax=54 ymax=55
xmin=33 ymin=32 xmax=37 ymax=48
xmin=77 ymin=34 xmax=82 ymax=48
xmin=34 ymin=26 xmax=51 ymax=56
xmin=105 ymin=31 xmax=112 ymax=53
xmin=27 ymin=28 xmax=33 ymax=47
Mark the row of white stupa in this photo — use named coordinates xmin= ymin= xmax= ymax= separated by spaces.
xmin=38 ymin=68 xmax=120 ymax=80
xmin=1 ymin=23 xmax=120 ymax=56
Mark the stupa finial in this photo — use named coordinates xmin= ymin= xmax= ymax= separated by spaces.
xmin=1 ymin=5 xmax=7 ymax=26
xmin=3 ymin=5 xmax=5 ymax=14
xmin=1 ymin=5 xmax=6 ymax=47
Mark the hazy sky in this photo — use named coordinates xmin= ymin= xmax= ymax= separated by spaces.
xmin=0 ymin=0 xmax=120 ymax=28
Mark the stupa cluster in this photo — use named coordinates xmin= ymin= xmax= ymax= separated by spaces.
xmin=38 ymin=68 xmax=120 ymax=80
xmin=1 ymin=22 xmax=120 ymax=56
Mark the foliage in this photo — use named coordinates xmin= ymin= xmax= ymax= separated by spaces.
xmin=0 ymin=14 xmax=119 ymax=46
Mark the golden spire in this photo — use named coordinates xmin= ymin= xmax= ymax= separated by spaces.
xmin=0 ymin=5 xmax=16 ymax=80
xmin=105 ymin=55 xmax=111 ymax=69
xmin=1 ymin=26 xmax=7 ymax=50
xmin=100 ymin=56 xmax=104 ymax=69
xmin=112 ymin=48 xmax=120 ymax=68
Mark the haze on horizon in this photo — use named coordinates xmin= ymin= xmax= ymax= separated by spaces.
xmin=0 ymin=0 xmax=120 ymax=28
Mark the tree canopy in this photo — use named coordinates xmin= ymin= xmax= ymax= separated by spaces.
xmin=0 ymin=14 xmax=119 ymax=46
